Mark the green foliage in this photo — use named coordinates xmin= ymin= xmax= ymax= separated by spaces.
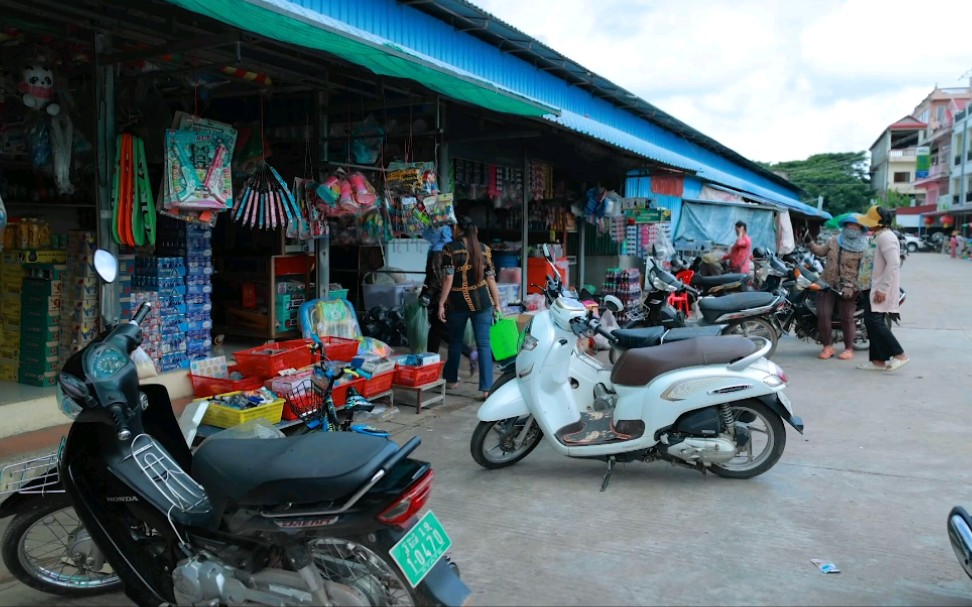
xmin=876 ymin=189 xmax=912 ymax=210
xmin=758 ymin=152 xmax=873 ymax=217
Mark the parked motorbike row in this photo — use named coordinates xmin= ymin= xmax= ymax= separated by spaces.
xmin=0 ymin=251 xmax=470 ymax=606
xmin=3 ymin=245 xmax=968 ymax=603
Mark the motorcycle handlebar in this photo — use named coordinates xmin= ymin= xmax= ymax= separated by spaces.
xmin=132 ymin=303 xmax=151 ymax=326
xmin=108 ymin=404 xmax=132 ymax=441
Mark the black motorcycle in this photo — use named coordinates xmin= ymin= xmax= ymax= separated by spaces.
xmin=773 ymin=264 xmax=906 ymax=352
xmin=49 ymin=250 xmax=469 ymax=607
xmin=617 ymin=256 xmax=784 ymax=359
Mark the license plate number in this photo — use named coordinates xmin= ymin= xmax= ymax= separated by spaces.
xmin=389 ymin=510 xmax=452 ymax=587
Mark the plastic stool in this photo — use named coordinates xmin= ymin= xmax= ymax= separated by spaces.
xmin=668 ymin=291 xmax=691 ymax=316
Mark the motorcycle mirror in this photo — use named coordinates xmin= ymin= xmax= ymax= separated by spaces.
xmin=603 ymin=295 xmax=623 ymax=313
xmin=94 ymin=249 xmax=118 ymax=284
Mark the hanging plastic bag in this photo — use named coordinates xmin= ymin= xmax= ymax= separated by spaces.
xmin=404 ymin=299 xmax=429 ymax=354
xmin=351 ymin=115 xmax=384 ymax=165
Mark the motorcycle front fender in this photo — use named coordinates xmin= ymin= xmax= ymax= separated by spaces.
xmin=477 ymin=373 xmax=530 ymax=422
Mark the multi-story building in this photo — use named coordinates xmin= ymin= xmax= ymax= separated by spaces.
xmin=912 ymin=87 xmax=972 ymax=208
xmin=869 ymin=116 xmax=927 ymax=203
xmin=949 ymin=105 xmax=972 ymax=207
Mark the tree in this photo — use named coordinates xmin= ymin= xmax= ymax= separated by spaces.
xmin=758 ymin=152 xmax=873 ymax=217
xmin=875 ymin=189 xmax=913 ymax=210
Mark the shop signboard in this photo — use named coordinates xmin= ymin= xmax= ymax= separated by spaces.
xmin=625 ymin=208 xmax=667 ymax=224
xmin=916 ymin=146 xmax=930 ymax=179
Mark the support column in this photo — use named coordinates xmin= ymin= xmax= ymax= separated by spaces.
xmin=315 ymin=88 xmax=329 ymax=299
xmin=94 ymin=34 xmax=119 ymax=325
xmin=578 ymin=222 xmax=586 ymax=289
xmin=521 ymin=147 xmax=529 ymax=298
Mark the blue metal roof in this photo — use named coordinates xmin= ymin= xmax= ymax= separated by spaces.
xmin=545 ymin=111 xmax=703 ymax=173
xmin=286 ymin=0 xmax=811 ymax=213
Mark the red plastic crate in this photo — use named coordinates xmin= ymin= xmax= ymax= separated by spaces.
xmin=320 ymin=336 xmax=359 ymax=362
xmin=234 ymin=341 xmax=314 ymax=379
xmin=281 ymin=377 xmax=365 ymax=420
xmin=394 ymin=361 xmax=445 ymax=387
xmin=189 ymin=364 xmax=264 ymax=398
xmin=360 ymin=370 xmax=395 ymax=397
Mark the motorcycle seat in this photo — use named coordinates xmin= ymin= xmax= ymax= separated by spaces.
xmin=698 ymin=291 xmax=777 ymax=313
xmin=612 ymin=325 xmax=725 ymax=350
xmin=192 ymin=432 xmax=398 ymax=508
xmin=611 ymin=326 xmax=667 ymax=349
xmin=611 ymin=336 xmax=758 ymax=387
xmin=692 ymin=273 xmax=749 ymax=288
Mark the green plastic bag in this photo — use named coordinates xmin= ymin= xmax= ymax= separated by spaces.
xmin=490 ymin=317 xmax=520 ymax=361
xmin=404 ymin=301 xmax=429 ymax=354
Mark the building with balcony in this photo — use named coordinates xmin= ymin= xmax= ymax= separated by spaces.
xmin=912 ymin=87 xmax=972 ymax=207
xmin=869 ymin=115 xmax=927 ymax=203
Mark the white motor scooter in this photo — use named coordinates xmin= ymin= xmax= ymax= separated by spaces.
xmin=471 ymin=247 xmax=803 ymax=489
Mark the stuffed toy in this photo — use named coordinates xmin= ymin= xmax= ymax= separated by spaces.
xmin=18 ymin=64 xmax=59 ymax=116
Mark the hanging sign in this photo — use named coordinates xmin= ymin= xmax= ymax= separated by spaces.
xmin=624 ymin=208 xmax=668 ymax=224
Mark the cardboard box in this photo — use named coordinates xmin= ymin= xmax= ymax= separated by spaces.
xmin=20 ymin=340 xmax=59 ymax=359
xmin=3 ymin=250 xmax=67 ymax=265
xmin=18 ymin=370 xmax=57 ymax=387
xmin=19 ymin=354 xmax=58 ymax=375
xmin=22 ymin=323 xmax=60 ymax=343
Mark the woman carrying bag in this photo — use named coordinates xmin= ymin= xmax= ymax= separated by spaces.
xmin=438 ymin=216 xmax=503 ymax=399
xmin=806 ymin=214 xmax=868 ymax=360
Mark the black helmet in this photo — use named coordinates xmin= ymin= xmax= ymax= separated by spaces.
xmin=753 ymin=247 xmax=769 ymax=259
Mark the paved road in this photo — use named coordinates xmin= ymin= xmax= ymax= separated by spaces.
xmin=2 ymin=251 xmax=971 ymax=606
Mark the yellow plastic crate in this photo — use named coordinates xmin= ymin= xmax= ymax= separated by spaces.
xmin=198 ymin=391 xmax=285 ymax=429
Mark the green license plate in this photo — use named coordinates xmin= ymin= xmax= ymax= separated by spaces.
xmin=389 ymin=510 xmax=452 ymax=587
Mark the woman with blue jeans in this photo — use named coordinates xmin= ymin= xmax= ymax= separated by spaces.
xmin=437 ymin=216 xmax=503 ymax=399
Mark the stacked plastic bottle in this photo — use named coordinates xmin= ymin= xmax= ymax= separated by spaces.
xmin=134 ymin=256 xmax=188 ymax=372
xmin=155 ymin=218 xmax=213 ymax=362
xmin=59 ymin=232 xmax=99 ymax=368
xmin=601 ymin=268 xmax=642 ymax=316
xmin=129 ymin=289 xmax=161 ymax=370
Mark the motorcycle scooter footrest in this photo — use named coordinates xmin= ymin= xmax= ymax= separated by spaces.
xmin=557 ymin=411 xmax=632 ymax=445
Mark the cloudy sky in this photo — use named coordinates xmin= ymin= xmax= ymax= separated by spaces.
xmin=472 ymin=0 xmax=972 ymax=164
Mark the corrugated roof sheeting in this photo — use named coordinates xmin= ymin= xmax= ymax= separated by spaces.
xmin=546 ymin=111 xmax=702 ymax=172
xmin=290 ymin=0 xmax=805 ymax=206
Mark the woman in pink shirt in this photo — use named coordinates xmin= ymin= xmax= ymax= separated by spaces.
xmin=727 ymin=221 xmax=752 ymax=273
xmin=857 ymin=206 xmax=909 ymax=371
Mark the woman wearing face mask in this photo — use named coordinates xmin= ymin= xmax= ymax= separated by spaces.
xmin=807 ymin=214 xmax=869 ymax=360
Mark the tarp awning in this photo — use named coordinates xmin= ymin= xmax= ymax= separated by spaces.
xmin=163 ymin=0 xmax=558 ymax=118
xmin=675 ymin=200 xmax=777 ymax=252
xmin=697 ymin=176 xmax=831 ymax=220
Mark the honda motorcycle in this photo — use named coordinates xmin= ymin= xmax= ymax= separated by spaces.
xmin=45 ymin=250 xmax=469 ymax=607
xmin=471 ymin=246 xmax=803 ymax=490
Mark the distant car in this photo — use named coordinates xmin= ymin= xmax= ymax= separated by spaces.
xmin=900 ymin=233 xmax=933 ymax=253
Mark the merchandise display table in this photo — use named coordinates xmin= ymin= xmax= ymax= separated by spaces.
xmin=392 ymin=379 xmax=446 ymax=414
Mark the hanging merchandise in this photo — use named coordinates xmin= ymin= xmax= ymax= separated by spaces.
xmin=385 ymin=161 xmax=436 ymax=197
xmin=233 ymin=163 xmax=299 ymax=231
xmin=350 ymin=115 xmax=384 ymax=165
xmin=162 ymin=113 xmax=237 ymax=212
xmin=425 ymin=193 xmax=457 ymax=226
xmin=291 ymin=178 xmax=327 ymax=241
xmin=110 ymin=134 xmax=157 ymax=246
xmin=358 ymin=207 xmax=388 ymax=244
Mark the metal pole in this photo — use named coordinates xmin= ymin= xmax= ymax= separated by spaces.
xmin=521 ymin=147 xmax=529 ymax=298
xmin=578 ymin=222 xmax=586 ymax=288
xmin=94 ymin=33 xmax=119 ymax=325
xmin=316 ymin=87 xmax=329 ymax=299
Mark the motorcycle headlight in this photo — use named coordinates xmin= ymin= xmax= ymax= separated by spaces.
xmin=56 ymin=385 xmax=82 ymax=420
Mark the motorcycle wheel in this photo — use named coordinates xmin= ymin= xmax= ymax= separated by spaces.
xmin=308 ymin=534 xmax=438 ymax=606
xmin=471 ymin=416 xmax=543 ymax=469
xmin=709 ymin=399 xmax=787 ymax=479
xmin=724 ymin=317 xmax=778 ymax=359
xmin=1 ymin=493 xmax=122 ymax=597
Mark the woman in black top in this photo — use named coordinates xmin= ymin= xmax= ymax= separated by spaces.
xmin=437 ymin=216 xmax=503 ymax=398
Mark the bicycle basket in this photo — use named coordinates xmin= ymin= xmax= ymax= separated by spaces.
xmin=285 ymin=380 xmax=332 ymax=431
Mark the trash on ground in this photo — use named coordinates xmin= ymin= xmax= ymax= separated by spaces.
xmin=811 ymin=559 xmax=840 ymax=574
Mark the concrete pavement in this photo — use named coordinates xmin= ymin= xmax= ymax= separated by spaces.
xmin=2 ymin=251 xmax=972 ymax=606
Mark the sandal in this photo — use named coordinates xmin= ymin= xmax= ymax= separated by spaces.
xmin=886 ymin=357 xmax=910 ymax=371
xmin=445 ymin=382 xmax=461 ymax=390
xmin=818 ymin=346 xmax=835 ymax=360
xmin=837 ymin=350 xmax=854 ymax=360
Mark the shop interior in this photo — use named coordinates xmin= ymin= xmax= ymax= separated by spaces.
xmin=0 ymin=0 xmax=679 ymax=407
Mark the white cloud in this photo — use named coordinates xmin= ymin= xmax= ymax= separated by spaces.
xmin=471 ymin=0 xmax=972 ymax=162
